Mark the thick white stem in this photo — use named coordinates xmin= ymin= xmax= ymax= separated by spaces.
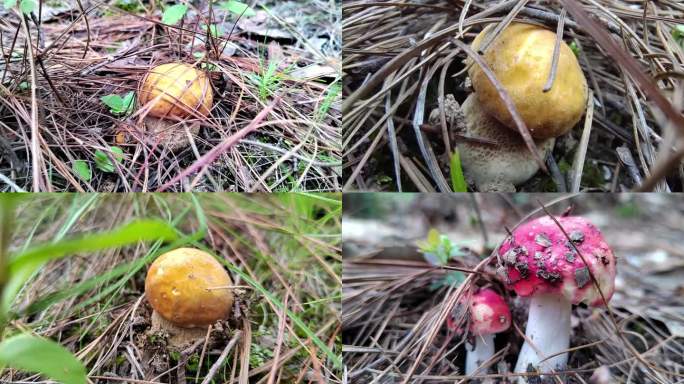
xmin=514 ymin=293 xmax=571 ymax=378
xmin=465 ymin=333 xmax=495 ymax=376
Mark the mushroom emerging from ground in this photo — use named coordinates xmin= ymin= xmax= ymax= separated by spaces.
xmin=468 ymin=22 xmax=588 ymax=139
xmin=145 ymin=248 xmax=234 ymax=348
xmin=139 ymin=63 xmax=213 ymax=119
xmin=496 ymin=216 xmax=616 ymax=378
xmin=138 ymin=63 xmax=213 ymax=150
xmin=454 ymin=94 xmax=555 ymax=191
xmin=448 ymin=288 xmax=512 ymax=375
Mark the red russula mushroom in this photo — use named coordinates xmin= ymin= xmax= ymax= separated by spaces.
xmin=496 ymin=216 xmax=616 ymax=377
xmin=447 ymin=288 xmax=512 ymax=375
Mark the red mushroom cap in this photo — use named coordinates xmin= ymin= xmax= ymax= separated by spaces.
xmin=496 ymin=216 xmax=616 ymax=306
xmin=447 ymin=288 xmax=511 ymax=335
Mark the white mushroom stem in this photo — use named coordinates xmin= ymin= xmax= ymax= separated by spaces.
xmin=514 ymin=293 xmax=572 ymax=378
xmin=465 ymin=333 xmax=495 ymax=375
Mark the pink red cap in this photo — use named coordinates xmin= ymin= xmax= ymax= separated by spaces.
xmin=496 ymin=216 xmax=616 ymax=306
xmin=448 ymin=288 xmax=511 ymax=335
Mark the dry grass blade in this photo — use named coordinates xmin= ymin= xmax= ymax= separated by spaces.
xmin=570 ymin=89 xmax=594 ymax=192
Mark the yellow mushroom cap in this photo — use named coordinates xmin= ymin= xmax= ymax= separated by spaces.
xmin=145 ymin=248 xmax=233 ymax=328
xmin=468 ymin=23 xmax=588 ymax=139
xmin=138 ymin=63 xmax=213 ymax=119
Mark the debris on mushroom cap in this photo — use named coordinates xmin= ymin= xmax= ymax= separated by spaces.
xmin=139 ymin=63 xmax=213 ymax=119
xmin=468 ymin=22 xmax=588 ymax=139
xmin=469 ymin=288 xmax=512 ymax=335
xmin=496 ymin=216 xmax=616 ymax=306
xmin=455 ymin=94 xmax=554 ymax=191
xmin=145 ymin=248 xmax=234 ymax=328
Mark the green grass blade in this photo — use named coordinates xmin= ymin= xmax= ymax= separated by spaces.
xmin=9 ymin=219 xmax=177 ymax=269
xmin=18 ymin=258 xmax=143 ymax=317
xmin=449 ymin=150 xmax=468 ymax=192
xmin=221 ymin=260 xmax=342 ymax=369
xmin=3 ymin=220 xmax=178 ymax=315
xmin=0 ymin=333 xmax=87 ymax=384
xmin=56 ymin=195 xmax=99 ymax=240
xmin=294 ymin=192 xmax=341 ymax=207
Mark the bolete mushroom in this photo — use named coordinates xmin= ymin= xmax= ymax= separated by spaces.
xmin=139 ymin=63 xmax=213 ymax=119
xmin=495 ymin=216 xmax=616 ymax=379
xmin=145 ymin=248 xmax=234 ymax=348
xmin=456 ymin=94 xmax=555 ymax=191
xmin=448 ymin=288 xmax=512 ymax=376
xmin=137 ymin=62 xmax=213 ymax=151
xmin=468 ymin=22 xmax=588 ymax=139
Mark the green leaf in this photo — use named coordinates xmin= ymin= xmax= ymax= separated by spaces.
xmin=100 ymin=94 xmax=123 ymax=113
xmin=18 ymin=81 xmax=29 ymax=90
xmin=94 ymin=147 xmax=124 ymax=173
xmin=416 ymin=229 xmax=467 ymax=266
xmin=121 ymin=91 xmax=135 ymax=115
xmin=673 ymin=25 xmax=684 ymax=46
xmin=72 ymin=160 xmax=91 ymax=182
xmin=2 ymin=220 xmax=178 ymax=314
xmin=101 ymin=92 xmax=134 ymax=115
xmin=19 ymin=0 xmax=35 ymax=13
xmin=569 ymin=41 xmax=580 ymax=57
xmin=218 ymin=0 xmax=255 ymax=17
xmin=200 ymin=62 xmax=217 ymax=71
xmin=94 ymin=151 xmax=113 ymax=172
xmin=3 ymin=0 xmax=16 ymax=9
xmin=0 ymin=334 xmax=87 ymax=384
xmin=110 ymin=146 xmax=124 ymax=161
xmin=429 ymin=271 xmax=465 ymax=291
xmin=416 ymin=228 xmax=440 ymax=253
xmin=162 ymin=4 xmax=188 ymax=25
xmin=449 ymin=150 xmax=468 ymax=192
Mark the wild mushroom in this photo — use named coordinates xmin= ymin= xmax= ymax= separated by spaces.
xmin=145 ymin=248 xmax=234 ymax=348
xmin=137 ymin=63 xmax=213 ymax=151
xmin=448 ymin=288 xmax=512 ymax=376
xmin=139 ymin=63 xmax=213 ymax=119
xmin=495 ymin=216 xmax=616 ymax=378
xmin=455 ymin=94 xmax=555 ymax=191
xmin=468 ymin=22 xmax=588 ymax=139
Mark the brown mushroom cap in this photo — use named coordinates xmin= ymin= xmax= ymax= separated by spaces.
xmin=138 ymin=63 xmax=213 ymax=119
xmin=457 ymin=94 xmax=554 ymax=190
xmin=468 ymin=23 xmax=588 ymax=139
xmin=145 ymin=248 xmax=233 ymax=328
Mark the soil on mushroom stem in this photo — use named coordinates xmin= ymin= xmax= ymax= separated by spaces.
xmin=342 ymin=193 xmax=684 ymax=382
xmin=0 ymin=0 xmax=341 ymax=192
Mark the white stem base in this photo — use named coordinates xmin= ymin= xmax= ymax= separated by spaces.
xmin=465 ymin=333 xmax=495 ymax=375
xmin=514 ymin=293 xmax=571 ymax=380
